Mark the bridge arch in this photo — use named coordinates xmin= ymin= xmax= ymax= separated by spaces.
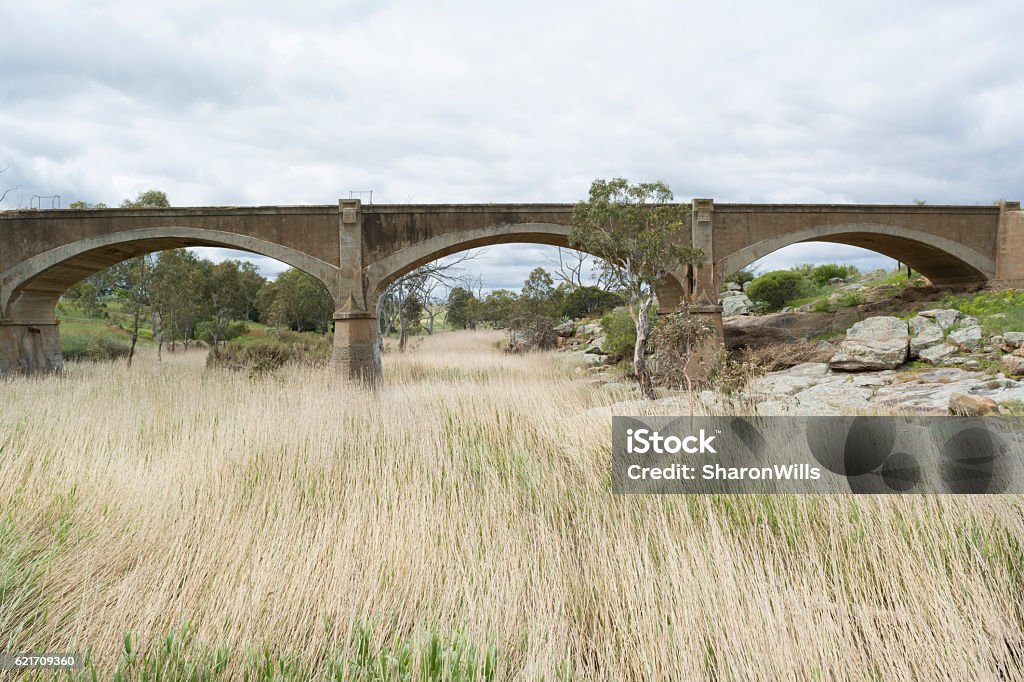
xmin=719 ymin=223 xmax=995 ymax=286
xmin=364 ymin=222 xmax=687 ymax=309
xmin=1 ymin=226 xmax=340 ymax=321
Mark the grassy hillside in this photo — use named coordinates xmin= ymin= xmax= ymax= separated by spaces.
xmin=2 ymin=332 xmax=1023 ymax=679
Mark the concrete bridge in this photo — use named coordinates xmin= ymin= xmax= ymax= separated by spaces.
xmin=2 ymin=199 xmax=1022 ymax=379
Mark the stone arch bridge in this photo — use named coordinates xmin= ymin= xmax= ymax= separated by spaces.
xmin=2 ymin=199 xmax=1021 ymax=379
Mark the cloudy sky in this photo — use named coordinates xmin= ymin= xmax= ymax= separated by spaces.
xmin=2 ymin=1 xmax=1022 ymax=289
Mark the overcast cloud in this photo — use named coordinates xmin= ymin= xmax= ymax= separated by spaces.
xmin=2 ymin=1 xmax=1022 ymax=289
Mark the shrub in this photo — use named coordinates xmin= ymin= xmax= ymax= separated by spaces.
xmin=834 ymin=290 xmax=864 ymax=308
xmin=600 ymin=307 xmax=638 ymax=359
xmin=195 ymin=320 xmax=249 ymax=346
xmin=506 ymin=316 xmax=557 ymax=352
xmin=206 ymin=331 xmax=331 ymax=374
xmin=811 ymin=263 xmax=857 ymax=286
xmin=746 ymin=270 xmax=813 ymax=311
xmin=61 ymin=332 xmax=132 ymax=362
xmin=559 ymin=286 xmax=625 ymax=319
xmin=651 ymin=306 xmax=716 ymax=389
xmin=725 ymin=269 xmax=757 ymax=287
xmin=711 ymin=339 xmax=835 ymax=394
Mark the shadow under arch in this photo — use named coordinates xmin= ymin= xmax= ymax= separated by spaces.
xmin=1 ymin=226 xmax=340 ymax=320
xmin=363 ymin=222 xmax=687 ymax=310
xmin=719 ymin=223 xmax=995 ymax=287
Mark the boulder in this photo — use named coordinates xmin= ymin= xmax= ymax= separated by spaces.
xmin=828 ymin=277 xmax=846 ymax=285
xmin=908 ymin=316 xmax=944 ymax=358
xmin=584 ymin=336 xmax=607 ymax=355
xmin=554 ymin=321 xmax=575 ymax=337
xmin=1003 ymin=332 xmax=1024 ymax=348
xmin=580 ymin=322 xmax=602 ymax=338
xmin=948 ymin=324 xmax=983 ymax=351
xmin=829 ymin=316 xmax=909 ymax=371
xmin=949 ymin=393 xmax=1000 ymax=417
xmin=918 ymin=343 xmax=958 ymax=364
xmin=722 ymin=294 xmax=755 ymax=317
xmin=724 ymin=310 xmax=859 ymax=349
xmin=725 ymin=281 xmax=742 ymax=291
xmin=919 ymin=308 xmax=961 ymax=331
xmin=742 ymin=281 xmax=751 ymax=291
xmin=1002 ymin=355 xmax=1024 ymax=376
xmin=720 ymin=289 xmax=743 ymax=298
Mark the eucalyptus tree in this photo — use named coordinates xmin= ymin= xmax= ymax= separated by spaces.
xmin=570 ymin=178 xmax=702 ymax=399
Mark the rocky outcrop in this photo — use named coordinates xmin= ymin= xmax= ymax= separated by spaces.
xmin=741 ymin=364 xmax=1024 ymax=415
xmin=721 ymin=294 xmax=755 ymax=317
xmin=829 ymin=316 xmax=909 ymax=371
xmin=908 ymin=316 xmax=943 ymax=357
xmin=724 ymin=310 xmax=860 ymax=349
xmin=553 ymin=321 xmax=575 ymax=337
xmin=1003 ymin=332 xmax=1024 ymax=349
xmin=948 ymin=316 xmax=983 ymax=350
xmin=949 ymin=393 xmax=999 ymax=416
xmin=918 ymin=343 xmax=958 ymax=364
xmin=918 ymin=308 xmax=961 ymax=331
xmin=1002 ymin=355 xmax=1024 ymax=376
xmin=584 ymin=336 xmax=607 ymax=355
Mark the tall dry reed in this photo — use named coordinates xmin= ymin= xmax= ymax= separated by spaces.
xmin=1 ymin=330 xmax=1022 ymax=679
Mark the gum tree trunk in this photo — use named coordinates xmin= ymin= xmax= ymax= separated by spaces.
xmin=633 ymin=296 xmax=656 ymax=400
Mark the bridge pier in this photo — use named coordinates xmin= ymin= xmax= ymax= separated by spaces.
xmin=331 ymin=311 xmax=381 ymax=384
xmin=685 ymin=199 xmax=725 ymax=379
xmin=0 ymin=320 xmax=63 ymax=374
xmin=995 ymin=201 xmax=1024 ymax=288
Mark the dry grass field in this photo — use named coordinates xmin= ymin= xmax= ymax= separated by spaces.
xmin=2 ymin=330 xmax=1023 ymax=679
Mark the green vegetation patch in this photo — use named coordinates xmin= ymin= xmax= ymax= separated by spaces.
xmin=206 ymin=331 xmax=331 ymax=375
xmin=935 ymin=289 xmax=1024 ymax=335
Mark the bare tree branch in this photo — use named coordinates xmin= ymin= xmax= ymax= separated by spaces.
xmin=0 ymin=165 xmax=20 ymax=206
xmin=380 ymin=248 xmax=487 ymax=350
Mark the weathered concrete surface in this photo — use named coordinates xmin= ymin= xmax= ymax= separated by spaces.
xmin=713 ymin=203 xmax=1008 ymax=286
xmin=331 ymin=312 xmax=380 ymax=384
xmin=0 ymin=322 xmax=62 ymax=373
xmin=1 ymin=198 xmax=1021 ymax=379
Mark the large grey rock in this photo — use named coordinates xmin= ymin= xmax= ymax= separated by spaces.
xmin=554 ymin=321 xmax=575 ymax=337
xmin=725 ymin=281 xmax=742 ymax=291
xmin=908 ymin=316 xmax=944 ymax=358
xmin=722 ymin=294 xmax=755 ymax=317
xmin=580 ymin=322 xmax=602 ymax=337
xmin=948 ymin=324 xmax=983 ymax=351
xmin=720 ymin=289 xmax=743 ymax=298
xmin=829 ymin=316 xmax=909 ymax=371
xmin=733 ymin=360 xmax=1024 ymax=417
xmin=828 ymin=277 xmax=846 ymax=285
xmin=745 ymin=362 xmax=829 ymax=397
xmin=918 ymin=343 xmax=958 ymax=364
xmin=1003 ymin=332 xmax=1024 ymax=348
xmin=919 ymin=308 xmax=962 ymax=331
xmin=584 ymin=336 xmax=607 ymax=355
